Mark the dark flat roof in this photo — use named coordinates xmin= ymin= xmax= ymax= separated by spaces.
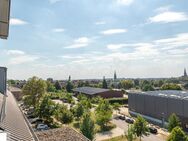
xmin=128 ymin=90 xmax=188 ymax=99
xmin=73 ymin=87 xmax=109 ymax=95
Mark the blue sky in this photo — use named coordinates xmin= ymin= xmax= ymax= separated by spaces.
xmin=0 ymin=0 xmax=188 ymax=80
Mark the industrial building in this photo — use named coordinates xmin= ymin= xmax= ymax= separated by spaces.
xmin=128 ymin=90 xmax=188 ymax=131
xmin=73 ymin=87 xmax=123 ymax=98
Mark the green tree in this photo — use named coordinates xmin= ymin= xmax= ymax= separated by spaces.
xmin=133 ymin=115 xmax=149 ymax=141
xmin=167 ymin=127 xmax=188 ymax=141
xmin=46 ymin=81 xmax=56 ymax=92
xmin=121 ymin=80 xmax=134 ymax=89
xmin=57 ymin=105 xmax=73 ymax=124
xmin=142 ymin=84 xmax=154 ymax=91
xmin=96 ymin=99 xmax=112 ymax=130
xmin=54 ymin=80 xmax=62 ymax=90
xmin=22 ymin=76 xmax=47 ymax=107
xmin=80 ymin=112 xmax=95 ymax=140
xmin=73 ymin=103 xmax=84 ymax=119
xmin=36 ymin=95 xmax=56 ymax=123
xmin=161 ymin=83 xmax=182 ymax=90
xmin=102 ymin=76 xmax=108 ymax=89
xmin=168 ymin=113 xmax=181 ymax=132
xmin=125 ymin=125 xmax=136 ymax=141
xmin=66 ymin=75 xmax=74 ymax=93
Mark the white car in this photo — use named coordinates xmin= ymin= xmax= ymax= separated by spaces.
xmin=37 ymin=124 xmax=49 ymax=131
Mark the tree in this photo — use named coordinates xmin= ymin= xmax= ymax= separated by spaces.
xmin=120 ymin=80 xmax=134 ymax=89
xmin=102 ymin=76 xmax=108 ymax=89
xmin=96 ymin=99 xmax=112 ymax=130
xmin=36 ymin=95 xmax=56 ymax=123
xmin=57 ymin=105 xmax=73 ymax=124
xmin=80 ymin=112 xmax=95 ymax=140
xmin=54 ymin=81 xmax=61 ymax=90
xmin=168 ymin=113 xmax=181 ymax=132
xmin=46 ymin=81 xmax=56 ymax=92
xmin=125 ymin=125 xmax=136 ymax=141
xmin=133 ymin=115 xmax=149 ymax=141
xmin=22 ymin=76 xmax=47 ymax=107
xmin=161 ymin=83 xmax=182 ymax=90
xmin=167 ymin=127 xmax=188 ymax=141
xmin=73 ymin=103 xmax=84 ymax=119
xmin=66 ymin=75 xmax=73 ymax=93
xmin=142 ymin=84 xmax=154 ymax=91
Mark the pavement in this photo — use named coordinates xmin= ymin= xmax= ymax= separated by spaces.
xmin=111 ymin=118 xmax=166 ymax=141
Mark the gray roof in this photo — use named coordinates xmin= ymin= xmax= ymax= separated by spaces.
xmin=0 ymin=91 xmax=36 ymax=141
xmin=128 ymin=90 xmax=188 ymax=99
xmin=36 ymin=126 xmax=90 ymax=141
xmin=73 ymin=87 xmax=109 ymax=95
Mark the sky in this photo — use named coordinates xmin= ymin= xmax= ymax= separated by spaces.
xmin=0 ymin=0 xmax=188 ymax=80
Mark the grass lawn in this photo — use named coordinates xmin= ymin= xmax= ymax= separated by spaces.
xmin=102 ymin=135 xmax=140 ymax=141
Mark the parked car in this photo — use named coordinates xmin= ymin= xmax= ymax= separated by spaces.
xmin=118 ymin=115 xmax=126 ymax=120
xmin=29 ymin=118 xmax=43 ymax=124
xmin=37 ymin=124 xmax=49 ymax=131
xmin=125 ymin=117 xmax=134 ymax=124
xmin=149 ymin=126 xmax=158 ymax=134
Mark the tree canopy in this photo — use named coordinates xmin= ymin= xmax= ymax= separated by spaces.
xmin=96 ymin=99 xmax=112 ymax=130
xmin=133 ymin=115 xmax=149 ymax=141
xmin=80 ymin=112 xmax=95 ymax=140
xmin=168 ymin=113 xmax=181 ymax=132
xmin=22 ymin=76 xmax=47 ymax=107
xmin=167 ymin=127 xmax=188 ymax=141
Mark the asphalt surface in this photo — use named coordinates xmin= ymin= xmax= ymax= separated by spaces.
xmin=112 ymin=118 xmax=165 ymax=141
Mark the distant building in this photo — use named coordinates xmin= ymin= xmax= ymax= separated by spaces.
xmin=184 ymin=68 xmax=187 ymax=77
xmin=73 ymin=87 xmax=123 ymax=98
xmin=128 ymin=90 xmax=188 ymax=131
xmin=111 ymin=70 xmax=119 ymax=88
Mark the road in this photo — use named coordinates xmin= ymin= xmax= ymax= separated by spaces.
xmin=112 ymin=118 xmax=166 ymax=141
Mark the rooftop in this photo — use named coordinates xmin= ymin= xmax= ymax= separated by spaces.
xmin=128 ymin=90 xmax=188 ymax=100
xmin=73 ymin=87 xmax=109 ymax=95
xmin=36 ymin=126 xmax=90 ymax=141
xmin=0 ymin=91 xmax=36 ymax=141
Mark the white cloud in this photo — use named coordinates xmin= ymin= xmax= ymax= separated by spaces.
xmin=10 ymin=18 xmax=28 ymax=25
xmin=6 ymin=50 xmax=39 ymax=65
xmin=52 ymin=28 xmax=65 ymax=33
xmin=64 ymin=37 xmax=91 ymax=49
xmin=95 ymin=21 xmax=106 ymax=25
xmin=6 ymin=50 xmax=25 ymax=55
xmin=49 ymin=0 xmax=63 ymax=4
xmin=9 ymin=55 xmax=39 ymax=65
xmin=155 ymin=5 xmax=172 ymax=13
xmin=117 ymin=0 xmax=134 ymax=6
xmin=149 ymin=11 xmax=188 ymax=23
xmin=107 ymin=44 xmax=127 ymax=50
xmin=101 ymin=29 xmax=127 ymax=35
xmin=155 ymin=33 xmax=188 ymax=50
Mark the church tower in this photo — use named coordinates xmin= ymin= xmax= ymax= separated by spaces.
xmin=184 ymin=68 xmax=187 ymax=77
xmin=114 ymin=71 xmax=117 ymax=81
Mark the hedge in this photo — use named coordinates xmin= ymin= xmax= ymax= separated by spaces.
xmin=107 ymin=97 xmax=128 ymax=105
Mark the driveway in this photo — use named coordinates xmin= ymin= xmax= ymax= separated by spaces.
xmin=112 ymin=118 xmax=166 ymax=141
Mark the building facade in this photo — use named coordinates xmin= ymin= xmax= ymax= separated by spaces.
xmin=128 ymin=90 xmax=188 ymax=131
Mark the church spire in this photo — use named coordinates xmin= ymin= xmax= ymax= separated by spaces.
xmin=114 ymin=71 xmax=117 ymax=80
xmin=184 ymin=68 xmax=187 ymax=77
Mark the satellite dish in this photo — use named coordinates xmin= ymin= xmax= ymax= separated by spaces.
xmin=0 ymin=0 xmax=11 ymax=39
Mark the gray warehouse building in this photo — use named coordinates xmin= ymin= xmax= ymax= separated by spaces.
xmin=128 ymin=90 xmax=188 ymax=131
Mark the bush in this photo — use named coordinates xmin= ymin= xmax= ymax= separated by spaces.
xmin=108 ymin=98 xmax=128 ymax=105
